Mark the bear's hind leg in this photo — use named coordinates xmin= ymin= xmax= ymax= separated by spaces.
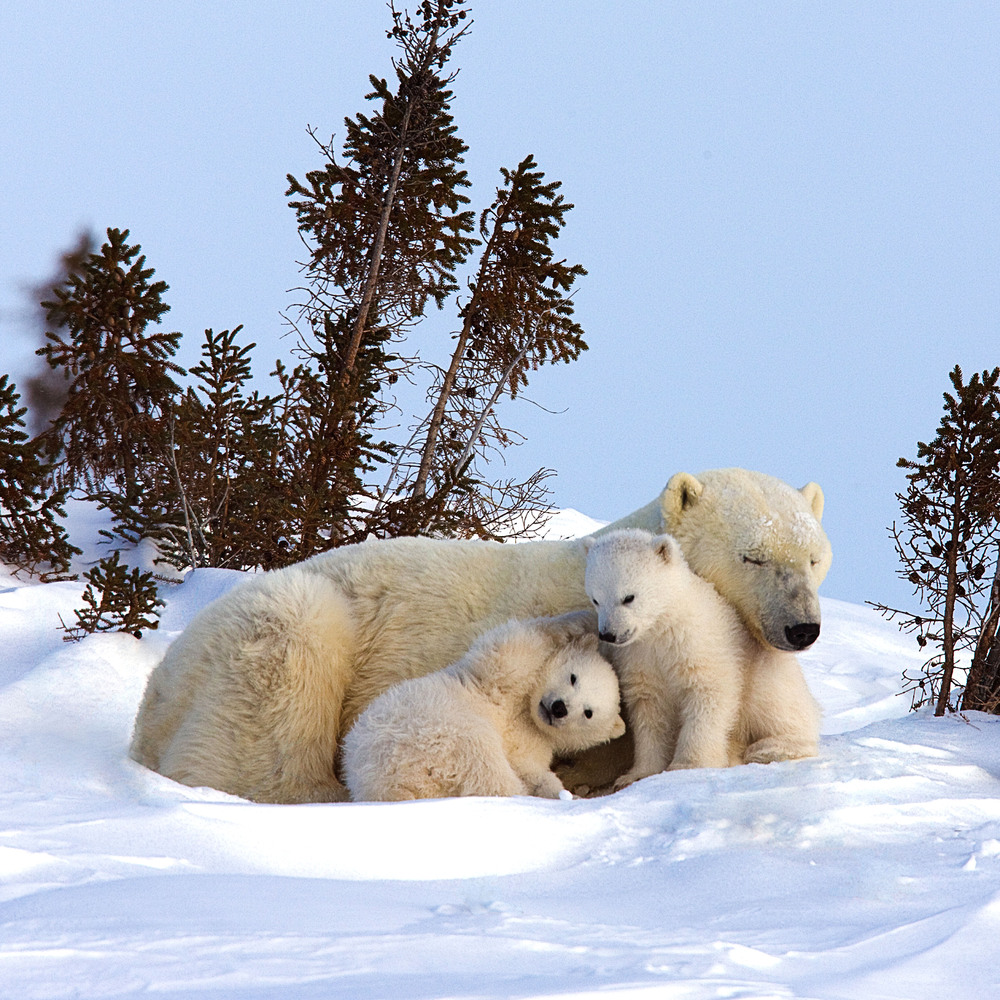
xmin=158 ymin=571 xmax=358 ymax=803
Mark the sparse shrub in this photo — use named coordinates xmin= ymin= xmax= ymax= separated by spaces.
xmin=60 ymin=552 xmax=163 ymax=641
xmin=872 ymin=365 xmax=1000 ymax=715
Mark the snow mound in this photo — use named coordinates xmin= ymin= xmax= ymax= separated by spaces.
xmin=2 ymin=547 xmax=999 ymax=999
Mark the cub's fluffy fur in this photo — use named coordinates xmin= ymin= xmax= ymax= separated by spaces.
xmin=343 ymin=612 xmax=625 ymax=801
xmin=584 ymin=530 xmax=820 ymax=789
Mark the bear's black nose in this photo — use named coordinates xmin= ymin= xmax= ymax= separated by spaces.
xmin=550 ymin=699 xmax=568 ymax=719
xmin=599 ymin=631 xmax=618 ymax=644
xmin=785 ymin=622 xmax=820 ymax=649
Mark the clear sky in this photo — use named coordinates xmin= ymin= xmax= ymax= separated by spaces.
xmin=2 ymin=1 xmax=998 ymax=611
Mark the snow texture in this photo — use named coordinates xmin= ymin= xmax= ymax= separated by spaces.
xmin=1 ymin=511 xmax=998 ymax=999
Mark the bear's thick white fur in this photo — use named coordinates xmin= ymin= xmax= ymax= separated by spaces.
xmin=130 ymin=468 xmax=831 ymax=803
xmin=342 ymin=612 xmax=625 ymax=801
xmin=584 ymin=530 xmax=821 ymax=789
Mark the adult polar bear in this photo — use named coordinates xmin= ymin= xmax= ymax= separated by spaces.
xmin=130 ymin=468 xmax=833 ymax=803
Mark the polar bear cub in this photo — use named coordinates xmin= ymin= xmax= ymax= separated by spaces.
xmin=584 ymin=529 xmax=821 ymax=788
xmin=343 ymin=612 xmax=626 ymax=802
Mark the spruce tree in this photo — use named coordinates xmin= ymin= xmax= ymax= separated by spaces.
xmin=872 ymin=365 xmax=1000 ymax=715
xmin=286 ymin=0 xmax=476 ymax=369
xmin=284 ymin=0 xmax=477 ymax=551
xmin=37 ymin=227 xmax=185 ymax=493
xmin=154 ymin=326 xmax=287 ymax=571
xmin=0 ymin=375 xmax=79 ymax=580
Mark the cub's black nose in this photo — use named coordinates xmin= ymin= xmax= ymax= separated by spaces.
xmin=550 ymin=699 xmax=568 ymax=719
xmin=785 ymin=622 xmax=820 ymax=649
xmin=599 ymin=631 xmax=617 ymax=644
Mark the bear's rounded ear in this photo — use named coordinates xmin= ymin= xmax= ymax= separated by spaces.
xmin=799 ymin=482 xmax=824 ymax=522
xmin=611 ymin=714 xmax=627 ymax=739
xmin=544 ymin=609 xmax=598 ymax=642
xmin=652 ymin=533 xmax=678 ymax=563
xmin=661 ymin=472 xmax=704 ymax=530
xmin=580 ymin=534 xmax=596 ymax=554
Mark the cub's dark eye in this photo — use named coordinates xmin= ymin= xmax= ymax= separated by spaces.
xmin=622 ymin=594 xmax=635 ymax=605
xmin=591 ymin=598 xmax=600 ymax=607
xmin=742 ymin=556 xmax=765 ymax=566
xmin=584 ymin=708 xmax=593 ymax=719
xmin=570 ymin=674 xmax=577 ymax=686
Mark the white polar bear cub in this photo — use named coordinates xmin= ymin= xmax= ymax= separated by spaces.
xmin=584 ymin=529 xmax=821 ymax=788
xmin=343 ymin=612 xmax=626 ymax=802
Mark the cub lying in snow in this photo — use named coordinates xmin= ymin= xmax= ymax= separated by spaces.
xmin=584 ymin=529 xmax=821 ymax=789
xmin=343 ymin=612 xmax=625 ymax=801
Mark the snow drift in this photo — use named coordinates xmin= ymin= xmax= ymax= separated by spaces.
xmin=1 ymin=514 xmax=999 ymax=999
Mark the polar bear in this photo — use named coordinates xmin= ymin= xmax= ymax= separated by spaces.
xmin=584 ymin=529 xmax=821 ymax=789
xmin=342 ymin=612 xmax=625 ymax=801
xmin=130 ymin=468 xmax=831 ymax=803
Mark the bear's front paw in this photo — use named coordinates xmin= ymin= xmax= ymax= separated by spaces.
xmin=613 ymin=768 xmax=651 ymax=791
xmin=528 ymin=774 xmax=567 ymax=799
xmin=743 ymin=737 xmax=817 ymax=765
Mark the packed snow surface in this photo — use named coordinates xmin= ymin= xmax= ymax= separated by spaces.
xmin=1 ymin=512 xmax=998 ymax=999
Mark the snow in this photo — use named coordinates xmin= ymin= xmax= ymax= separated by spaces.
xmin=2 ymin=512 xmax=999 ymax=999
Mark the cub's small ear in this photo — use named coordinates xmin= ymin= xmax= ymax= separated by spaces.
xmin=543 ymin=609 xmax=598 ymax=642
xmin=661 ymin=472 xmax=704 ymax=530
xmin=571 ymin=629 xmax=600 ymax=651
xmin=652 ymin=533 xmax=678 ymax=564
xmin=799 ymin=482 xmax=824 ymax=522
xmin=580 ymin=535 xmax=596 ymax=554
xmin=611 ymin=715 xmax=627 ymax=739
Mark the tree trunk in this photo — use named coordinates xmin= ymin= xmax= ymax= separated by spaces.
xmin=448 ymin=342 xmax=530 ymax=479
xmin=962 ymin=548 xmax=1000 ymax=711
xmin=935 ymin=497 xmax=963 ymax=716
xmin=411 ymin=198 xmax=510 ymax=499
xmin=340 ymin=103 xmax=413 ymax=386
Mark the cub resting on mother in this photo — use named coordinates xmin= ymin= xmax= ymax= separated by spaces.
xmin=129 ymin=467 xmax=832 ymax=802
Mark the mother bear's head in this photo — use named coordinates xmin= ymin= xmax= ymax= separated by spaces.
xmin=659 ymin=467 xmax=832 ymax=652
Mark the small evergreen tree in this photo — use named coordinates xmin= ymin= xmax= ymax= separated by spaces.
xmin=148 ymin=326 xmax=287 ymax=571
xmin=60 ymin=551 xmax=163 ymax=641
xmin=871 ymin=365 xmax=1000 ymax=715
xmin=37 ymin=227 xmax=185 ymax=493
xmin=0 ymin=375 xmax=79 ymax=580
xmin=284 ymin=0 xmax=477 ymax=554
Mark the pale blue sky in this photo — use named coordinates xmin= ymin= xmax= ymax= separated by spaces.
xmin=2 ymin=1 xmax=999 ymax=611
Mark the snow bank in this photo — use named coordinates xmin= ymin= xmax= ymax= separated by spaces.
xmin=1 ymin=543 xmax=999 ymax=999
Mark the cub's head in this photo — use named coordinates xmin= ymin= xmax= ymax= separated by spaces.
xmin=660 ymin=468 xmax=832 ymax=652
xmin=583 ymin=529 xmax=685 ymax=646
xmin=533 ymin=634 xmax=626 ymax=754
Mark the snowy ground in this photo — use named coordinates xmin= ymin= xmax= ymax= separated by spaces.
xmin=2 ymin=512 xmax=999 ymax=999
